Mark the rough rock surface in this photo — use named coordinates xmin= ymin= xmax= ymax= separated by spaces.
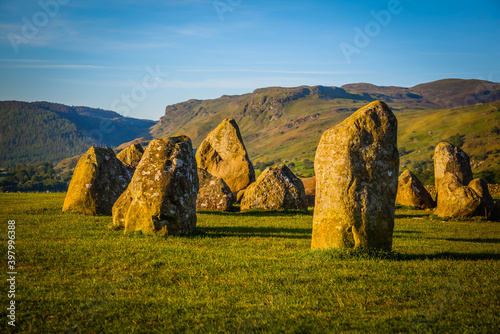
xmin=396 ymin=170 xmax=435 ymax=209
xmin=433 ymin=142 xmax=491 ymax=218
xmin=311 ymin=101 xmax=399 ymax=250
xmin=63 ymin=147 xmax=131 ymax=215
xmin=116 ymin=143 xmax=144 ymax=172
xmin=241 ymin=164 xmax=307 ymax=211
xmin=197 ymin=168 xmax=234 ymax=211
xmin=300 ymin=176 xmax=316 ymax=207
xmin=195 ymin=118 xmax=255 ymax=193
xmin=433 ymin=173 xmax=483 ymax=218
xmin=434 ymin=142 xmax=473 ymax=189
xmin=112 ymin=136 xmax=198 ymax=235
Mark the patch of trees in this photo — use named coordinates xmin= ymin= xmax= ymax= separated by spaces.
xmin=0 ymin=162 xmax=70 ymax=192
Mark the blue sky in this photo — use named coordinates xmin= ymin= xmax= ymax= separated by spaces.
xmin=0 ymin=0 xmax=499 ymax=121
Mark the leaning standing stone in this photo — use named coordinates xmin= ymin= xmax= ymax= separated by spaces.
xmin=63 ymin=147 xmax=131 ymax=215
xmin=396 ymin=170 xmax=435 ymax=209
xmin=311 ymin=101 xmax=399 ymax=250
xmin=112 ymin=136 xmax=198 ymax=236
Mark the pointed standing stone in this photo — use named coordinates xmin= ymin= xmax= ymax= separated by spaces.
xmin=311 ymin=101 xmax=399 ymax=250
xmin=63 ymin=147 xmax=131 ymax=215
xmin=396 ymin=170 xmax=435 ymax=209
xmin=195 ymin=118 xmax=255 ymax=193
xmin=116 ymin=143 xmax=144 ymax=172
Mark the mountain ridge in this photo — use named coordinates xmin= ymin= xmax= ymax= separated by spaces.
xmin=1 ymin=79 xmax=499 ymax=182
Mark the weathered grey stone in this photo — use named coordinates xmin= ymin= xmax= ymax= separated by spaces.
xmin=63 ymin=147 xmax=131 ymax=215
xmin=116 ymin=143 xmax=144 ymax=172
xmin=197 ymin=168 xmax=234 ymax=211
xmin=195 ymin=118 xmax=255 ymax=193
xmin=112 ymin=136 xmax=198 ymax=235
xmin=311 ymin=101 xmax=399 ymax=250
xmin=241 ymin=164 xmax=307 ymax=211
xmin=396 ymin=170 xmax=435 ymax=209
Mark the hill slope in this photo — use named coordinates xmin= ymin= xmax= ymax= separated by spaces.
xmin=0 ymin=101 xmax=156 ymax=166
xmin=151 ymin=79 xmax=500 ymax=179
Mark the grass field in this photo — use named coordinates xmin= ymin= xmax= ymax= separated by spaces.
xmin=1 ymin=193 xmax=499 ymax=333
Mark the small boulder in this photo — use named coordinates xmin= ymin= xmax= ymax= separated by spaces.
xmin=196 ymin=118 xmax=255 ymax=193
xmin=112 ymin=136 xmax=198 ymax=235
xmin=63 ymin=147 xmax=131 ymax=215
xmin=116 ymin=143 xmax=144 ymax=172
xmin=197 ymin=168 xmax=234 ymax=211
xmin=311 ymin=101 xmax=399 ymax=251
xmin=241 ymin=164 xmax=307 ymax=211
xmin=433 ymin=173 xmax=483 ymax=218
xmin=396 ymin=170 xmax=435 ymax=209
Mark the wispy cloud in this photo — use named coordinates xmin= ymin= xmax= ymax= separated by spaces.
xmin=177 ymin=69 xmax=363 ymax=75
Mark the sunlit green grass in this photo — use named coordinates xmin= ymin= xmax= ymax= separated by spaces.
xmin=1 ymin=193 xmax=499 ymax=333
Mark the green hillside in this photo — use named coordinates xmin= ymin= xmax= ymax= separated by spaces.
xmin=151 ymin=80 xmax=500 ymax=180
xmin=0 ymin=101 xmax=156 ymax=167
xmin=2 ymin=79 xmax=499 ymax=183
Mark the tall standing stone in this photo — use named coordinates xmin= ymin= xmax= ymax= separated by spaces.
xmin=396 ymin=170 xmax=435 ymax=209
xmin=195 ymin=118 xmax=255 ymax=193
xmin=112 ymin=136 xmax=198 ymax=235
xmin=241 ymin=164 xmax=307 ymax=211
xmin=63 ymin=147 xmax=131 ymax=215
xmin=311 ymin=101 xmax=399 ymax=250
xmin=116 ymin=143 xmax=144 ymax=172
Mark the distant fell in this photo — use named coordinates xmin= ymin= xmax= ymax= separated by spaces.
xmin=0 ymin=101 xmax=156 ymax=166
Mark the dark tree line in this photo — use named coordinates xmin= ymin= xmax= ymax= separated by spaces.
xmin=0 ymin=162 xmax=70 ymax=192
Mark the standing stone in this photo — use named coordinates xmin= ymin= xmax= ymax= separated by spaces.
xmin=241 ymin=164 xmax=307 ymax=211
xmin=195 ymin=118 xmax=255 ymax=193
xmin=434 ymin=142 xmax=473 ymax=189
xmin=396 ymin=170 xmax=435 ymax=209
xmin=116 ymin=143 xmax=144 ymax=172
xmin=63 ymin=147 xmax=131 ymax=215
xmin=311 ymin=101 xmax=399 ymax=250
xmin=112 ymin=136 xmax=198 ymax=235
xmin=433 ymin=142 xmax=491 ymax=218
xmin=197 ymin=168 xmax=234 ymax=211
